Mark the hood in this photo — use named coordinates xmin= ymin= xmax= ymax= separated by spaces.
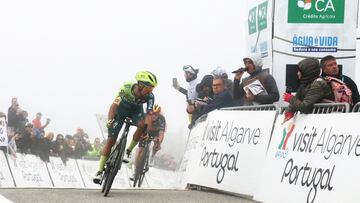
xmin=298 ymin=58 xmax=320 ymax=84
xmin=243 ymin=53 xmax=263 ymax=72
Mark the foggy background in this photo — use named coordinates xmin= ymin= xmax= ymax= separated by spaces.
xmin=0 ymin=0 xmax=247 ymax=162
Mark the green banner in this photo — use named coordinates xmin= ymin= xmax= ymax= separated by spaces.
xmin=257 ymin=1 xmax=268 ymax=31
xmin=248 ymin=7 xmax=257 ymax=35
xmin=288 ymin=0 xmax=345 ymax=23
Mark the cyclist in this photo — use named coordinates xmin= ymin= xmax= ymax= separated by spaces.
xmin=93 ymin=70 xmax=157 ymax=184
xmin=130 ymin=104 xmax=166 ymax=180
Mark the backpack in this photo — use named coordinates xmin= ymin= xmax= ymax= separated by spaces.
xmin=325 ymin=76 xmax=352 ymax=105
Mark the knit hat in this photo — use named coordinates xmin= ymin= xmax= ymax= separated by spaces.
xmin=243 ymin=53 xmax=263 ymax=71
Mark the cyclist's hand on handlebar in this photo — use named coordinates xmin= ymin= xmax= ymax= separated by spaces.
xmin=106 ymin=119 xmax=114 ymax=129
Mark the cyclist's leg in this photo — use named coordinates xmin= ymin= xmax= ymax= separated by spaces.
xmin=93 ymin=115 xmax=125 ymax=183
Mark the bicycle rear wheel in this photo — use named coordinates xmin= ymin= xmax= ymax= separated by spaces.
xmin=103 ymin=138 xmax=127 ymax=196
xmin=133 ymin=144 xmax=149 ymax=188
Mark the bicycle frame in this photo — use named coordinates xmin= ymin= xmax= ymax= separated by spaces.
xmin=101 ymin=118 xmax=134 ymax=196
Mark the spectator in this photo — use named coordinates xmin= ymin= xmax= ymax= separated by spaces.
xmin=86 ymin=138 xmax=103 ymax=159
xmin=17 ymin=110 xmax=29 ymax=134
xmin=172 ymin=65 xmax=200 ymax=103
xmin=52 ymin=134 xmax=69 ymax=163
xmin=73 ymin=128 xmax=85 ymax=140
xmin=16 ymin=122 xmax=35 ymax=154
xmin=0 ymin=112 xmax=7 ymax=153
xmin=72 ymin=128 xmax=91 ymax=158
xmin=283 ymin=58 xmax=334 ymax=123
xmin=65 ymin=137 xmax=76 ymax=158
xmin=191 ymin=76 xmax=234 ymax=126
xmin=211 ymin=66 xmax=233 ymax=94
xmin=173 ymin=65 xmax=201 ymax=124
xmin=7 ymin=97 xmax=22 ymax=133
xmin=320 ymin=55 xmax=360 ymax=106
xmin=233 ymin=53 xmax=280 ymax=105
xmin=73 ymin=135 xmax=91 ymax=159
xmin=8 ymin=131 xmax=20 ymax=158
xmin=32 ymin=112 xmax=51 ymax=138
xmin=38 ymin=132 xmax=54 ymax=162
xmin=195 ymin=74 xmax=214 ymax=100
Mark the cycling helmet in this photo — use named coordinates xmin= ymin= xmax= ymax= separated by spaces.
xmin=153 ymin=104 xmax=161 ymax=113
xmin=135 ymin=71 xmax=158 ymax=87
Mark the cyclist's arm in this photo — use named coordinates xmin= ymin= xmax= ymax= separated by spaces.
xmin=108 ymin=96 xmax=121 ymax=121
xmin=144 ymin=93 xmax=155 ymax=129
xmin=157 ymin=115 xmax=166 ymax=144
xmin=157 ymin=130 xmax=165 ymax=144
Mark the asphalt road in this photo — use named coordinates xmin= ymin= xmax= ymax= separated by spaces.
xmin=0 ymin=188 xmax=260 ymax=203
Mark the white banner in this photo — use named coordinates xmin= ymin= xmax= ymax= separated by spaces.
xmin=272 ymin=0 xmax=358 ymax=98
xmin=0 ymin=117 xmax=8 ymax=146
xmin=77 ymin=159 xmax=102 ymax=189
xmin=8 ymin=153 xmax=52 ymax=187
xmin=246 ymin=0 xmax=273 ymax=71
xmin=47 ymin=157 xmax=84 ymax=188
xmin=177 ymin=119 xmax=208 ymax=189
xmin=0 ymin=151 xmax=14 ymax=187
xmin=185 ymin=110 xmax=277 ymax=196
xmin=255 ymin=113 xmax=360 ymax=203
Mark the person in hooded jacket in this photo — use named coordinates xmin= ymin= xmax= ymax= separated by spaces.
xmin=282 ymin=58 xmax=334 ymax=123
xmin=233 ymin=53 xmax=279 ymax=105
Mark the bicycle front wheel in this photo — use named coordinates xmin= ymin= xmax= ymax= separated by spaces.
xmin=103 ymin=138 xmax=127 ymax=196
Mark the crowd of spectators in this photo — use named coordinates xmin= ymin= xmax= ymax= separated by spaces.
xmin=1 ymin=98 xmax=104 ymax=164
xmin=173 ymin=54 xmax=360 ymax=128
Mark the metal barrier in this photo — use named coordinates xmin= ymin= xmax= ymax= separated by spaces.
xmin=311 ymin=103 xmax=349 ymax=114
xmin=281 ymin=103 xmax=350 ymax=114
xmin=352 ymin=102 xmax=360 ymax=112
xmin=220 ymin=104 xmax=278 ymax=111
xmin=279 ymin=103 xmax=350 ymax=114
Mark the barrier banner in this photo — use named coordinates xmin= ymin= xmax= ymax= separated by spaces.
xmin=272 ymin=0 xmax=358 ymax=98
xmin=77 ymin=159 xmax=131 ymax=189
xmin=177 ymin=119 xmax=208 ymax=188
xmin=47 ymin=157 xmax=84 ymax=188
xmin=77 ymin=159 xmax=102 ymax=189
xmin=186 ymin=110 xmax=277 ymax=196
xmin=255 ymin=113 xmax=360 ymax=203
xmin=8 ymin=153 xmax=52 ymax=187
xmin=0 ymin=151 xmax=14 ymax=187
xmin=0 ymin=117 xmax=8 ymax=146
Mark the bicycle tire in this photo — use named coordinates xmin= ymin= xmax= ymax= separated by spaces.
xmin=101 ymin=164 xmax=111 ymax=193
xmin=133 ymin=144 xmax=149 ymax=188
xmin=103 ymin=138 xmax=126 ymax=196
xmin=138 ymin=148 xmax=149 ymax=187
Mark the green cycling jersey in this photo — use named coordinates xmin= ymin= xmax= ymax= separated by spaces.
xmin=114 ymin=81 xmax=155 ymax=113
